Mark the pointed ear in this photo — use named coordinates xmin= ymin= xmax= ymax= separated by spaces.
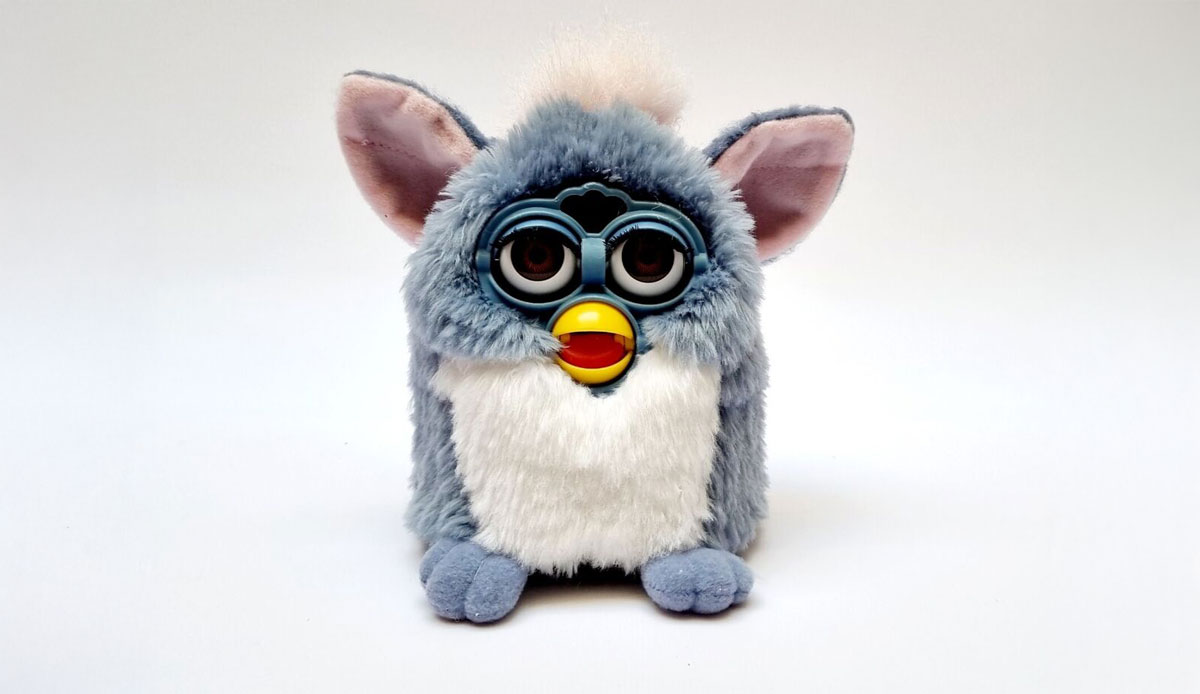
xmin=706 ymin=108 xmax=854 ymax=262
xmin=336 ymin=72 xmax=486 ymax=245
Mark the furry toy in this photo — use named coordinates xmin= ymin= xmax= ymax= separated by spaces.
xmin=336 ymin=34 xmax=853 ymax=623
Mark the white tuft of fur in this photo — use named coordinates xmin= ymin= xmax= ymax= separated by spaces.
xmin=433 ymin=349 xmax=720 ymax=575
xmin=518 ymin=25 xmax=687 ymax=126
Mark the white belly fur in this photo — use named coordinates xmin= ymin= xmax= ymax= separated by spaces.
xmin=432 ymin=349 xmax=721 ymax=575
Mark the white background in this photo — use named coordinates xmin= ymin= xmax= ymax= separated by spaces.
xmin=2 ymin=1 xmax=1197 ymax=691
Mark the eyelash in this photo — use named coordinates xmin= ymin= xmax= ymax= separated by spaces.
xmin=605 ymin=226 xmax=686 ymax=255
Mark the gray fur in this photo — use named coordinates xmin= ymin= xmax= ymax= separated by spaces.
xmin=404 ymin=342 xmax=476 ymax=541
xmin=402 ymin=97 xmax=772 ymax=554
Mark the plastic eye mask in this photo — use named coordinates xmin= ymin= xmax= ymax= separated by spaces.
xmin=474 ymin=183 xmax=709 ymax=317
xmin=475 ymin=183 xmax=709 ymax=388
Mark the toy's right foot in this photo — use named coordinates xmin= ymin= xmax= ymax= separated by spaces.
xmin=419 ymin=538 xmax=527 ymax=624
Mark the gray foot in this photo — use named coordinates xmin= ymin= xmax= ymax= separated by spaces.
xmin=641 ymin=547 xmax=753 ymax=614
xmin=419 ymin=538 xmax=527 ymax=623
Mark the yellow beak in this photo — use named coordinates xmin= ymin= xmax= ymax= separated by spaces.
xmin=550 ymin=301 xmax=636 ymax=385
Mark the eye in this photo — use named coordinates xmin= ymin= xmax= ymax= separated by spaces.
xmin=610 ymin=230 xmax=689 ymax=301
xmin=495 ymin=228 xmax=577 ymax=299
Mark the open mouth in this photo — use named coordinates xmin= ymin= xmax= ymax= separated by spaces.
xmin=550 ymin=301 xmax=636 ymax=386
xmin=558 ymin=332 xmax=635 ymax=369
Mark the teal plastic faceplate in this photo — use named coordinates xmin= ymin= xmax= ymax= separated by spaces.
xmin=474 ymin=183 xmax=709 ymax=391
xmin=474 ymin=182 xmax=709 ymax=319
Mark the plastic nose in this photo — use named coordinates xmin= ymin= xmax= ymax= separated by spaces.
xmin=550 ymin=300 xmax=636 ymax=386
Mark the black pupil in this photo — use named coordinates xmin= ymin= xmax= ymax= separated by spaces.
xmin=622 ymin=233 xmax=675 ymax=283
xmin=512 ymin=232 xmax=564 ymax=281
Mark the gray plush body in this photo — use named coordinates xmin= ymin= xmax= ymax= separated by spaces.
xmin=336 ymin=58 xmax=853 ymax=622
xmin=404 ymin=97 xmax=771 ymax=555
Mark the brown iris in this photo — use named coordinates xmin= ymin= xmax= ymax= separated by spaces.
xmin=620 ymin=232 xmax=675 ymax=283
xmin=511 ymin=231 xmax=565 ymax=281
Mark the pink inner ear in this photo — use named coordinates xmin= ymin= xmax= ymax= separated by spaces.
xmin=337 ymin=75 xmax=478 ymax=244
xmin=712 ymin=114 xmax=853 ymax=261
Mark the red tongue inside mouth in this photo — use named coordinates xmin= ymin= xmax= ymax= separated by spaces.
xmin=558 ymin=333 xmax=629 ymax=369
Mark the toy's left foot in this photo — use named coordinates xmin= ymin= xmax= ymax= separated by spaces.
xmin=640 ymin=547 xmax=753 ymax=614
